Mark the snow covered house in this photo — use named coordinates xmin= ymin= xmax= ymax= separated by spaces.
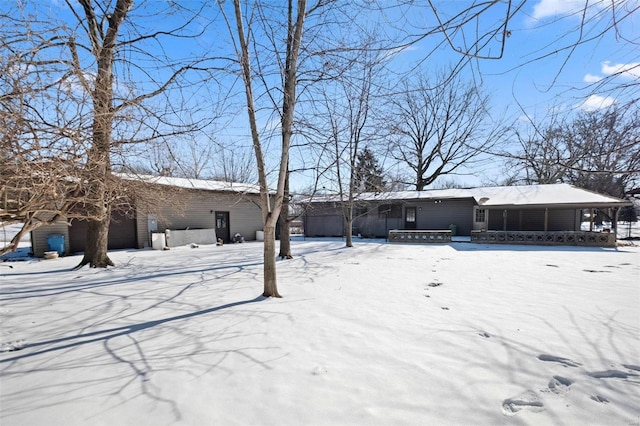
xmin=301 ymin=184 xmax=631 ymax=246
xmin=31 ymin=175 xmax=264 ymax=257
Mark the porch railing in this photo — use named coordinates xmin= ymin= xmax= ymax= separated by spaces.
xmin=388 ymin=229 xmax=452 ymax=243
xmin=470 ymin=230 xmax=616 ymax=247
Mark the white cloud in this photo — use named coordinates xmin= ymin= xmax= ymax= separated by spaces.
xmin=583 ymin=74 xmax=602 ymax=83
xmin=531 ymin=0 xmax=584 ymax=19
xmin=601 ymin=61 xmax=640 ymax=79
xmin=381 ymin=45 xmax=420 ymax=61
xmin=579 ymin=94 xmax=616 ymax=111
xmin=582 ymin=61 xmax=638 ymax=85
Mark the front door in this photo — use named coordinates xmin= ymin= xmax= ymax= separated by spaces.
xmin=473 ymin=206 xmax=488 ymax=231
xmin=405 ymin=207 xmax=417 ymax=230
xmin=215 ymin=211 xmax=230 ymax=243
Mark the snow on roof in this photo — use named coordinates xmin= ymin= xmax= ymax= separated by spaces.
xmin=471 ymin=184 xmax=628 ymax=207
xmin=119 ymin=174 xmax=262 ymax=194
xmin=305 ymin=184 xmax=630 ymax=208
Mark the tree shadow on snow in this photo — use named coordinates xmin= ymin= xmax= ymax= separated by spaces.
xmin=0 ymin=296 xmax=266 ymax=363
xmin=0 ymin=295 xmax=270 ymax=422
xmin=0 ymin=257 xmax=265 ymax=302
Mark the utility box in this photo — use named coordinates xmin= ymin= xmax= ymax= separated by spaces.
xmin=151 ymin=232 xmax=166 ymax=250
xmin=47 ymin=234 xmax=65 ymax=255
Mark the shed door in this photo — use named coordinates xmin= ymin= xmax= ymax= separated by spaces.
xmin=215 ymin=211 xmax=230 ymax=243
xmin=68 ymin=212 xmax=137 ymax=254
xmin=405 ymin=207 xmax=417 ymax=230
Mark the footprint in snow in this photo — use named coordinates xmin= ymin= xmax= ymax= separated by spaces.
xmin=587 ymin=369 xmax=639 ymax=379
xmin=537 ymin=354 xmax=582 ymax=367
xmin=623 ymin=364 xmax=640 ymax=372
xmin=1 ymin=339 xmax=28 ymax=352
xmin=546 ymin=375 xmax=572 ymax=395
xmin=590 ymin=395 xmax=609 ymax=403
xmin=311 ymin=366 xmax=327 ymax=376
xmin=501 ymin=390 xmax=544 ymax=416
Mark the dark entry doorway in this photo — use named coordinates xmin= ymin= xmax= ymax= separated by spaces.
xmin=405 ymin=207 xmax=417 ymax=230
xmin=215 ymin=211 xmax=230 ymax=243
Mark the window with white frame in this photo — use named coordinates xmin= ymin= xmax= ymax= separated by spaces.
xmin=475 ymin=208 xmax=486 ymax=223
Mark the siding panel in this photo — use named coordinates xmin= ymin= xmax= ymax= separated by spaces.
xmin=157 ymin=191 xmax=263 ymax=241
xmin=31 ymin=214 xmax=69 ymax=257
xmin=136 ymin=209 xmax=149 ymax=248
xmin=305 ymin=215 xmax=344 ymax=237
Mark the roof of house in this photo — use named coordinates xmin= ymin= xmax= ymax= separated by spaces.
xmin=120 ymin=174 xmax=262 ymax=194
xmin=470 ymin=184 xmax=629 ymax=208
xmin=304 ymin=184 xmax=631 ymax=209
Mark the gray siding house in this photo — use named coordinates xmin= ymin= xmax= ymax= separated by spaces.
xmin=31 ymin=176 xmax=263 ymax=257
xmin=302 ymin=184 xmax=631 ymax=245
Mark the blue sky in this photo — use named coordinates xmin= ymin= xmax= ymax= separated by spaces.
xmin=11 ymin=0 xmax=640 ymax=189
xmin=398 ymin=0 xmax=639 ymax=113
xmin=360 ymin=0 xmax=640 ymax=187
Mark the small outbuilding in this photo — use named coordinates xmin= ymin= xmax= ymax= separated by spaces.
xmin=31 ymin=175 xmax=264 ymax=257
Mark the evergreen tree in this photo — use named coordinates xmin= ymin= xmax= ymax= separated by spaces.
xmin=354 ymin=148 xmax=386 ymax=192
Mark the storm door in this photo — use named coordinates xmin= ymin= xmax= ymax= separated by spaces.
xmin=404 ymin=207 xmax=417 ymax=230
xmin=215 ymin=211 xmax=230 ymax=243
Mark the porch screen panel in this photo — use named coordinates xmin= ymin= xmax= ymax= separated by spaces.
xmin=548 ymin=209 xmax=575 ymax=231
xmin=521 ymin=209 xmax=545 ymax=231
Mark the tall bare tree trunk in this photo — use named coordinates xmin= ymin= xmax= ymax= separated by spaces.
xmin=263 ymin=222 xmax=280 ymax=297
xmin=229 ymin=0 xmax=306 ymax=297
xmin=80 ymin=209 xmax=114 ymax=268
xmin=76 ymin=98 xmax=115 ymax=267
xmin=75 ymin=0 xmax=132 ymax=269
xmin=278 ymin=171 xmax=292 ymax=259
xmin=345 ymin=204 xmax=354 ymax=247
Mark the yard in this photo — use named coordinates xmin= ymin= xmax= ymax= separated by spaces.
xmin=1 ymin=238 xmax=639 ymax=425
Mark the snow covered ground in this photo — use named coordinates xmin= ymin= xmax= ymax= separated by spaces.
xmin=0 ymin=239 xmax=638 ymax=425
xmin=0 ymin=224 xmax=29 ymax=241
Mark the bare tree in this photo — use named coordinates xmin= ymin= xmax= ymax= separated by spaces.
xmin=309 ymin=42 xmax=388 ymax=247
xmin=213 ymin=144 xmax=256 ymax=184
xmin=506 ymin=106 xmax=640 ymax=197
xmin=65 ymin=1 xmax=216 ymax=268
xmin=389 ymin=70 xmax=499 ymax=190
xmin=136 ymin=135 xmax=224 ymax=181
xmin=68 ymin=0 xmax=136 ymax=268
xmin=511 ymin=126 xmax=569 ymax=185
xmin=1 ymin=6 xmax=89 ymax=256
xmin=2 ymin=1 xmax=220 ymax=263
xmin=221 ymin=0 xmax=315 ymax=297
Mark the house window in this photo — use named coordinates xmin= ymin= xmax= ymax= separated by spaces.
xmin=475 ymin=208 xmax=486 ymax=223
xmin=379 ymin=203 xmax=402 ymax=219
